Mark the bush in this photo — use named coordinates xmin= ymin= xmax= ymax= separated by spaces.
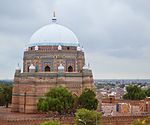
xmin=75 ymin=108 xmax=102 ymax=125
xmin=37 ymin=86 xmax=74 ymax=114
xmin=40 ymin=120 xmax=60 ymax=125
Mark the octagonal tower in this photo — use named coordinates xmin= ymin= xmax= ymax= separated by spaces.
xmin=12 ymin=14 xmax=93 ymax=113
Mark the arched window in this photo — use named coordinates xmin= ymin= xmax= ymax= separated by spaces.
xmin=45 ymin=65 xmax=50 ymax=72
xmin=27 ymin=66 xmax=30 ymax=72
xmin=68 ymin=66 xmax=73 ymax=72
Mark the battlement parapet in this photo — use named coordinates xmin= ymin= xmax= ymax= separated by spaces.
xmin=14 ymin=72 xmax=93 ymax=79
xmin=0 ymin=115 xmax=149 ymax=125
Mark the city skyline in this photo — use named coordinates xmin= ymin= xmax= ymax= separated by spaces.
xmin=0 ymin=0 xmax=150 ymax=79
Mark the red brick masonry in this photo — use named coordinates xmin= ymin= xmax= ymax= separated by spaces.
xmin=0 ymin=107 xmax=149 ymax=125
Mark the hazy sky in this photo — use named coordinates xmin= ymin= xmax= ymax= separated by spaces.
xmin=0 ymin=0 xmax=150 ymax=79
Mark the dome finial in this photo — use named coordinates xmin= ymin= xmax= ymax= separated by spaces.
xmin=18 ymin=63 xmax=20 ymax=67
xmin=52 ymin=11 xmax=57 ymax=23
xmin=53 ymin=11 xmax=55 ymax=17
xmin=16 ymin=63 xmax=21 ymax=70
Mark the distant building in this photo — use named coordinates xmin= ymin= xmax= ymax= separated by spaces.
xmin=101 ymin=97 xmax=150 ymax=116
xmin=11 ymin=14 xmax=93 ymax=113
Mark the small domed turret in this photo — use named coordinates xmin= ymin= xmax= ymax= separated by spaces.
xmin=81 ymin=46 xmax=84 ymax=52
xmin=82 ymin=63 xmax=92 ymax=74
xmin=77 ymin=46 xmax=81 ymax=51
xmin=29 ymin=64 xmax=35 ymax=69
xmin=58 ymin=45 xmax=62 ymax=50
xmin=16 ymin=65 xmax=21 ymax=70
xmin=24 ymin=46 xmax=28 ymax=51
xmin=35 ymin=45 xmax=39 ymax=50
xmin=58 ymin=64 xmax=64 ymax=72
xmin=15 ymin=64 xmax=21 ymax=74
xmin=29 ymin=64 xmax=35 ymax=73
xmin=88 ymin=63 xmax=91 ymax=70
xmin=83 ymin=64 xmax=88 ymax=70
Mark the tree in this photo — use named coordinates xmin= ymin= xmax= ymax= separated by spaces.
xmin=75 ymin=108 xmax=102 ymax=125
xmin=145 ymin=88 xmax=150 ymax=97
xmin=0 ymin=84 xmax=12 ymax=107
xmin=123 ymin=85 xmax=146 ymax=100
xmin=78 ymin=89 xmax=98 ymax=110
xmin=37 ymin=86 xmax=74 ymax=114
xmin=131 ymin=117 xmax=150 ymax=125
xmin=40 ymin=120 xmax=60 ymax=125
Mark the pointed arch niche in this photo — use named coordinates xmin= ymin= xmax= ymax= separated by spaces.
xmin=45 ymin=65 xmax=50 ymax=72
xmin=68 ymin=66 xmax=73 ymax=72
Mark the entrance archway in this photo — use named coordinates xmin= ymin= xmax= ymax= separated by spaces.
xmin=68 ymin=66 xmax=73 ymax=72
xmin=45 ymin=65 xmax=50 ymax=72
xmin=27 ymin=66 xmax=29 ymax=72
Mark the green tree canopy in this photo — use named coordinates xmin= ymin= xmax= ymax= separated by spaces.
xmin=37 ymin=86 xmax=74 ymax=114
xmin=123 ymin=85 xmax=146 ymax=100
xmin=78 ymin=89 xmax=98 ymax=110
xmin=0 ymin=83 xmax=12 ymax=107
xmin=40 ymin=120 xmax=60 ymax=125
xmin=145 ymin=88 xmax=150 ymax=97
xmin=75 ymin=108 xmax=102 ymax=125
xmin=131 ymin=117 xmax=150 ymax=125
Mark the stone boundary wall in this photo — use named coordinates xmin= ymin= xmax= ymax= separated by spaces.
xmin=0 ymin=116 xmax=149 ymax=125
xmin=102 ymin=116 xmax=149 ymax=125
xmin=0 ymin=117 xmax=74 ymax=125
xmin=102 ymin=98 xmax=150 ymax=105
xmin=102 ymin=99 xmax=145 ymax=104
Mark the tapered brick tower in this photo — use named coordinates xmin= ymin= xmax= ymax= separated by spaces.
xmin=11 ymin=14 xmax=93 ymax=113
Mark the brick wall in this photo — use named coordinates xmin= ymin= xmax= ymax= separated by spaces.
xmin=0 ymin=116 xmax=148 ymax=125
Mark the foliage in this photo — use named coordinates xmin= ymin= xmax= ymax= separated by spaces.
xmin=95 ymin=83 xmax=116 ymax=89
xmin=37 ymin=86 xmax=74 ymax=114
xmin=72 ymin=94 xmax=79 ymax=112
xmin=123 ymin=85 xmax=146 ymax=100
xmin=131 ymin=117 xmax=150 ymax=125
xmin=78 ymin=89 xmax=98 ymax=110
xmin=40 ymin=120 xmax=60 ymax=125
xmin=75 ymin=108 xmax=102 ymax=125
xmin=0 ymin=83 xmax=12 ymax=107
xmin=145 ymin=88 xmax=150 ymax=97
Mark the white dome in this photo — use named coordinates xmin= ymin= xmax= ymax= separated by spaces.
xmin=16 ymin=63 xmax=21 ymax=70
xmin=58 ymin=45 xmax=62 ymax=50
xmin=16 ymin=66 xmax=21 ymax=70
xmin=77 ymin=46 xmax=81 ymax=51
xmin=58 ymin=64 xmax=64 ymax=70
xmin=28 ymin=23 xmax=79 ymax=47
xmin=83 ymin=64 xmax=88 ymax=70
xmin=35 ymin=45 xmax=39 ymax=50
xmin=29 ymin=64 xmax=35 ymax=70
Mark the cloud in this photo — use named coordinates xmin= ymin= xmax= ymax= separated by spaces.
xmin=0 ymin=0 xmax=150 ymax=79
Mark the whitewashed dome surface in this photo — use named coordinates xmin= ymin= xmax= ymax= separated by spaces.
xmin=28 ymin=23 xmax=79 ymax=47
xmin=58 ymin=64 xmax=64 ymax=71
